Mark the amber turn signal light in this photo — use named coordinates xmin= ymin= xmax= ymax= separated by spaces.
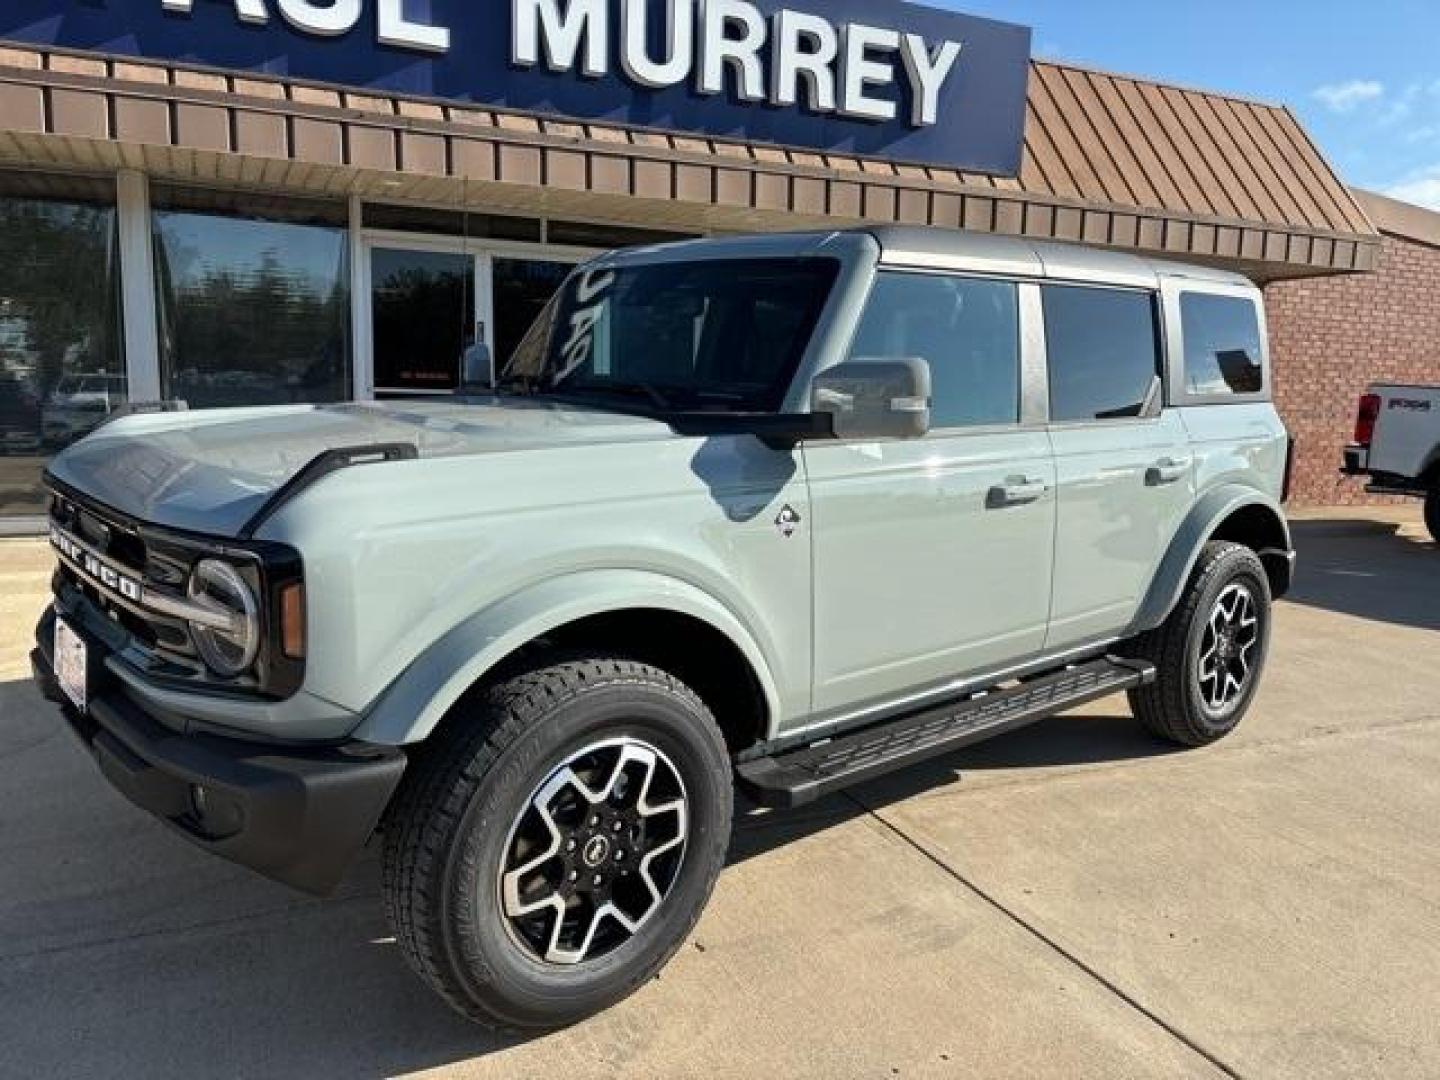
xmin=280 ymin=582 xmax=306 ymax=659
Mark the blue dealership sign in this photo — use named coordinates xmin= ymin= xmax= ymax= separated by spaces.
xmin=0 ymin=1 xmax=1031 ymax=174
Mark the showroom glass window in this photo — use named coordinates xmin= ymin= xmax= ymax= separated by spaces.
xmin=152 ymin=186 xmax=349 ymax=409
xmin=0 ymin=171 xmax=124 ymax=519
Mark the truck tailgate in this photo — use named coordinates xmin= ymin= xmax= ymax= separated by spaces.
xmin=1366 ymin=384 xmax=1439 ymax=478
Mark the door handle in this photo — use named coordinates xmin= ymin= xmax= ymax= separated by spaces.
xmin=1146 ymin=457 xmax=1192 ymax=486
xmin=987 ymin=477 xmax=1049 ymax=509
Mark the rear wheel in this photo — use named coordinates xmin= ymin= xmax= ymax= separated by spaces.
xmin=1127 ymin=542 xmax=1272 ymax=747
xmin=1425 ymin=486 xmax=1440 ymax=544
xmin=381 ymin=656 xmax=733 ymax=1029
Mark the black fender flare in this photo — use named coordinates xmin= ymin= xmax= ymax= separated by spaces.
xmin=1129 ymin=485 xmax=1293 ymax=636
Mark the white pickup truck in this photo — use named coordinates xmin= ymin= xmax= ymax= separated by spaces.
xmin=1343 ymin=383 xmax=1440 ymax=541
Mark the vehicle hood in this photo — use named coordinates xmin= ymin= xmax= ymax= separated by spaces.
xmin=46 ymin=399 xmax=675 ymax=537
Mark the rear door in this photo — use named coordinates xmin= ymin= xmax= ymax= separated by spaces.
xmin=1043 ymin=282 xmax=1194 ymax=648
xmin=1163 ymin=280 xmax=1288 ymax=503
xmin=805 ymin=269 xmax=1056 ymax=717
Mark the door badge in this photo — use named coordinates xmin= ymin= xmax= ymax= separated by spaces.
xmin=774 ymin=505 xmax=802 ymax=538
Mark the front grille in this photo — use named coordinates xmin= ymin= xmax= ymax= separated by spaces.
xmin=46 ymin=482 xmax=307 ymax=700
xmin=49 ymin=491 xmax=207 ymax=679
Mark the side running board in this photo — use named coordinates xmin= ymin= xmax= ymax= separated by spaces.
xmin=736 ymin=657 xmax=1155 ymax=808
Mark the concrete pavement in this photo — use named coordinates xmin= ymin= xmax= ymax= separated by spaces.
xmin=0 ymin=508 xmax=1436 ymax=1078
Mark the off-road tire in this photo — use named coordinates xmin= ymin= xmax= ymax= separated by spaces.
xmin=1126 ymin=541 xmax=1272 ymax=747
xmin=1425 ymin=486 xmax=1440 ymax=544
xmin=381 ymin=656 xmax=733 ymax=1030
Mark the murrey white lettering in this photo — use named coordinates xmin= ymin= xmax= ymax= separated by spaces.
xmin=161 ymin=0 xmax=450 ymax=54
xmin=620 ymin=0 xmax=695 ymax=89
xmin=513 ymin=0 xmax=963 ymax=127
xmin=160 ymin=0 xmax=963 ymax=129
xmin=772 ymin=9 xmax=838 ymax=113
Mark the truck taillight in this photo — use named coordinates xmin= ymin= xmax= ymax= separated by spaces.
xmin=1354 ymin=393 xmax=1381 ymax=446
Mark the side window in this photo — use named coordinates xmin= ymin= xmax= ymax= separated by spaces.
xmin=1043 ymin=285 xmax=1161 ymax=422
xmin=1180 ymin=292 xmax=1265 ymax=396
xmin=848 ymin=271 xmax=1020 ymax=428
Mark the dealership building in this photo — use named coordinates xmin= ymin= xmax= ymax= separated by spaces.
xmin=0 ymin=0 xmax=1426 ymax=527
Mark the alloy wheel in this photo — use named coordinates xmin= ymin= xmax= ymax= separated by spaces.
xmin=498 ymin=737 xmax=689 ymax=966
xmin=1196 ymin=582 xmax=1260 ymax=713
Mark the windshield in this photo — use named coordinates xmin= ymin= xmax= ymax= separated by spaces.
xmin=500 ymin=257 xmax=839 ymax=412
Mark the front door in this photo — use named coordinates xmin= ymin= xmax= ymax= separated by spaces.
xmin=370 ymin=246 xmax=476 ymax=394
xmin=806 ymin=270 xmax=1056 ymax=720
xmin=362 ymin=234 xmax=588 ymax=397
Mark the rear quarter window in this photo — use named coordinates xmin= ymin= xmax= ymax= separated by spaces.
xmin=1179 ymin=292 xmax=1265 ymax=396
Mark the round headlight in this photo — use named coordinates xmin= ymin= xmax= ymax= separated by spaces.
xmin=187 ymin=559 xmax=260 ymax=677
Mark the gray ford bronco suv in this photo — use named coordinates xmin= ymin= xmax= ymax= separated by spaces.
xmin=32 ymin=227 xmax=1294 ymax=1028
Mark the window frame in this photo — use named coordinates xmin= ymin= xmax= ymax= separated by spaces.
xmin=840 ymin=266 xmax=1047 ymax=437
xmin=1037 ymin=279 xmax=1168 ymax=430
xmin=1161 ymin=278 xmax=1272 ymax=407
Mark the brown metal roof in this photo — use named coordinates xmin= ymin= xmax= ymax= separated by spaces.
xmin=1352 ymin=188 xmax=1440 ymax=249
xmin=0 ymin=45 xmax=1379 ymax=280
xmin=1012 ymin=62 xmax=1373 ymax=236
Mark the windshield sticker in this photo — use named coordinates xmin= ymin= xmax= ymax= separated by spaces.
xmin=553 ymin=269 xmax=616 ymax=386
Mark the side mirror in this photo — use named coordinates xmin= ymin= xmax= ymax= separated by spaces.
xmin=812 ymin=358 xmax=932 ymax=441
xmin=461 ymin=339 xmax=494 ymax=392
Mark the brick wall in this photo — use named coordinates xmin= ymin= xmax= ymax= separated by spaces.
xmin=1265 ymin=232 xmax=1440 ymax=506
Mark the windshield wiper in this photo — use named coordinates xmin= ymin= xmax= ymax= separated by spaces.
xmin=488 ymin=383 xmax=670 ymax=423
xmin=497 ymin=378 xmax=690 ymax=416
xmin=587 ymin=381 xmax=674 ymax=410
xmin=536 ymin=380 xmax=680 ymax=411
xmin=494 ymin=373 xmax=541 ymax=396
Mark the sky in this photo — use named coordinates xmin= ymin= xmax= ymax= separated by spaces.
xmin=932 ymin=0 xmax=1440 ymax=208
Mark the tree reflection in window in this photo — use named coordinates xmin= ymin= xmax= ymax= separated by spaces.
xmin=152 ymin=189 xmax=350 ymax=409
xmin=0 ymin=174 xmax=124 ymax=516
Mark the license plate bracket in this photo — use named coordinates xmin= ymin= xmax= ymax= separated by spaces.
xmin=54 ymin=617 xmax=88 ymax=713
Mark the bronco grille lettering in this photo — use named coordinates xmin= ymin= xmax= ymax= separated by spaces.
xmin=50 ymin=526 xmax=144 ymax=603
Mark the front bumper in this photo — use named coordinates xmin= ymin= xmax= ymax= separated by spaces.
xmin=32 ymin=605 xmax=406 ymax=896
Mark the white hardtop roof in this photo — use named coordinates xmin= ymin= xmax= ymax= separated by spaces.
xmin=866 ymin=226 xmax=1254 ymax=289
xmin=596 ymin=226 xmax=1254 ymax=290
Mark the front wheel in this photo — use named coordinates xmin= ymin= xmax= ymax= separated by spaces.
xmin=1425 ymin=487 xmax=1440 ymax=544
xmin=1126 ymin=541 xmax=1273 ymax=747
xmin=381 ymin=656 xmax=733 ymax=1029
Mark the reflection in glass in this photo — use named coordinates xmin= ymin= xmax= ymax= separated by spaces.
xmin=1181 ymin=293 xmax=1265 ymax=395
xmin=849 ymin=272 xmax=1020 ymax=428
xmin=503 ymin=258 xmax=838 ymax=413
xmin=493 ymin=259 xmax=573 ymax=371
xmin=153 ymin=195 xmax=349 ymax=409
xmin=371 ymin=248 xmax=475 ymax=393
xmin=0 ymin=177 xmax=124 ymax=518
xmin=1043 ymin=285 xmax=1161 ymax=422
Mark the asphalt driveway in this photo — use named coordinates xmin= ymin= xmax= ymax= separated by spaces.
xmin=0 ymin=507 xmax=1436 ymax=1079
